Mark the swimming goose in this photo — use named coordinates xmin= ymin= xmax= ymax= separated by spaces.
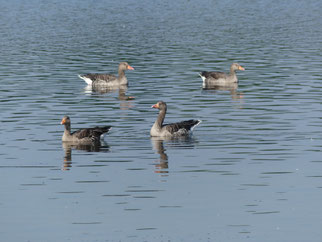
xmin=78 ymin=62 xmax=134 ymax=86
xmin=60 ymin=116 xmax=111 ymax=144
xmin=199 ymin=63 xmax=244 ymax=87
xmin=150 ymin=101 xmax=201 ymax=137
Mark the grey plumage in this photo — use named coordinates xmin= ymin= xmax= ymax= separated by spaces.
xmin=78 ymin=62 xmax=134 ymax=86
xmin=199 ymin=63 xmax=245 ymax=87
xmin=150 ymin=101 xmax=201 ymax=137
xmin=61 ymin=116 xmax=111 ymax=144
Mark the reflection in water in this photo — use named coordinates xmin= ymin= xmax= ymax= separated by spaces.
xmin=84 ymin=85 xmax=135 ymax=110
xmin=151 ymin=136 xmax=198 ymax=174
xmin=202 ymin=83 xmax=244 ymax=101
xmin=151 ymin=138 xmax=169 ymax=174
xmin=84 ymin=85 xmax=135 ymax=100
xmin=63 ymin=145 xmax=72 ymax=170
xmin=62 ymin=141 xmax=110 ymax=170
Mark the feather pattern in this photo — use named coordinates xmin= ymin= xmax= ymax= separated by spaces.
xmin=200 ymin=71 xmax=228 ymax=80
xmin=164 ymin=120 xmax=201 ymax=134
xmin=80 ymin=73 xmax=117 ymax=82
xmin=72 ymin=126 xmax=111 ymax=140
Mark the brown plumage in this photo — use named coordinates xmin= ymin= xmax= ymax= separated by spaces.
xmin=61 ymin=116 xmax=111 ymax=144
xmin=150 ymin=101 xmax=201 ymax=137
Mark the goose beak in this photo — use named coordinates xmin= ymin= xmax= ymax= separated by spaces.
xmin=60 ymin=119 xmax=66 ymax=125
xmin=151 ymin=103 xmax=159 ymax=109
xmin=127 ymin=65 xmax=134 ymax=70
xmin=239 ymin=66 xmax=245 ymax=71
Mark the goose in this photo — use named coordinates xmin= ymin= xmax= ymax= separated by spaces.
xmin=199 ymin=63 xmax=244 ymax=87
xmin=150 ymin=101 xmax=201 ymax=137
xmin=60 ymin=116 xmax=111 ymax=144
xmin=78 ymin=62 xmax=134 ymax=86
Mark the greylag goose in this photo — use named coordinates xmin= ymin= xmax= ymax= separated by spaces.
xmin=150 ymin=101 xmax=201 ymax=137
xmin=78 ymin=62 xmax=134 ymax=87
xmin=199 ymin=63 xmax=245 ymax=87
xmin=60 ymin=116 xmax=111 ymax=144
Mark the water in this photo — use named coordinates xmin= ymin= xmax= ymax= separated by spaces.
xmin=1 ymin=0 xmax=322 ymax=241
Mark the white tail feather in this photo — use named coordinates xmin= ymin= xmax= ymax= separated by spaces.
xmin=191 ymin=120 xmax=202 ymax=131
xmin=198 ymin=73 xmax=206 ymax=82
xmin=100 ymin=127 xmax=112 ymax=140
xmin=78 ymin=75 xmax=93 ymax=85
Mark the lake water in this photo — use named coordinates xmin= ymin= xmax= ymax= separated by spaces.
xmin=1 ymin=0 xmax=322 ymax=241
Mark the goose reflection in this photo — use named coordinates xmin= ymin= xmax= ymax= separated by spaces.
xmin=62 ymin=141 xmax=110 ymax=170
xmin=151 ymin=137 xmax=169 ymax=173
xmin=84 ymin=85 xmax=135 ymax=100
xmin=84 ymin=86 xmax=135 ymax=110
xmin=202 ymin=83 xmax=244 ymax=101
xmin=151 ymin=136 xmax=197 ymax=174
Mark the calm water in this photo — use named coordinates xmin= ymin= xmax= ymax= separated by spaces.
xmin=1 ymin=0 xmax=322 ymax=241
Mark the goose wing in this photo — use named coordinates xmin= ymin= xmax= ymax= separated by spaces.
xmin=72 ymin=126 xmax=111 ymax=140
xmin=200 ymin=71 xmax=227 ymax=80
xmin=81 ymin=74 xmax=117 ymax=82
xmin=164 ymin=120 xmax=201 ymax=134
